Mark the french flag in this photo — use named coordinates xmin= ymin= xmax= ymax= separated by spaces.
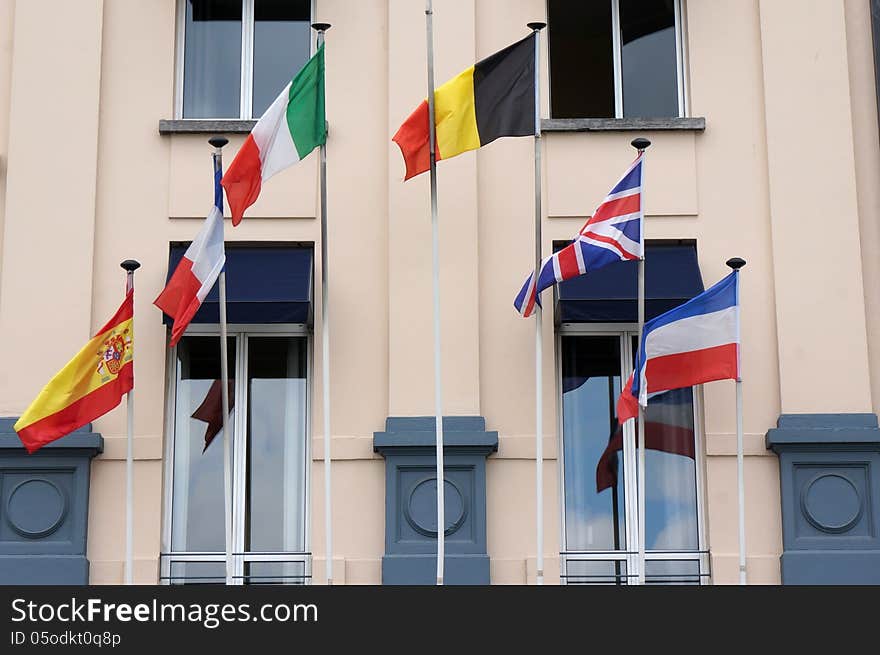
xmin=618 ymin=270 xmax=741 ymax=423
xmin=154 ymin=168 xmax=226 ymax=347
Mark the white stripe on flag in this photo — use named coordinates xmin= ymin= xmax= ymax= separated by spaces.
xmin=644 ymin=306 xmax=739 ymax=359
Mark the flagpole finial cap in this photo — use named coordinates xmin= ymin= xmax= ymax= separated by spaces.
xmin=208 ymin=136 xmax=228 ymax=150
xmin=120 ymin=259 xmax=141 ymax=273
xmin=726 ymin=257 xmax=746 ymax=270
xmin=527 ymin=22 xmax=547 ymax=31
xmin=631 ymin=138 xmax=651 ymax=151
xmin=311 ymin=22 xmax=331 ymax=32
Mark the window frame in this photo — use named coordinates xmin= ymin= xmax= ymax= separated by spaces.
xmin=174 ymin=0 xmax=317 ymax=120
xmin=546 ymin=0 xmax=690 ymax=119
xmin=555 ymin=322 xmax=710 ymax=584
xmin=160 ymin=323 xmax=313 ymax=585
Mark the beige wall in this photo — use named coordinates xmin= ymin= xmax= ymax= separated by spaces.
xmin=5 ymin=0 xmax=880 ymax=585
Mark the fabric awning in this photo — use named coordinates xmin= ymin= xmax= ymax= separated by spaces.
xmin=556 ymin=242 xmax=704 ymax=323
xmin=162 ymin=243 xmax=313 ymax=326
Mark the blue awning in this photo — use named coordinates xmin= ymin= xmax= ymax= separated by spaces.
xmin=556 ymin=242 xmax=704 ymax=323
xmin=162 ymin=244 xmax=313 ymax=326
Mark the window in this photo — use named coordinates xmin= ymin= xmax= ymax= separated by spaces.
xmin=161 ymin=331 xmax=310 ymax=584
xmin=548 ymin=0 xmax=687 ymax=119
xmin=176 ymin=0 xmax=313 ymax=119
xmin=558 ymin=332 xmax=708 ymax=584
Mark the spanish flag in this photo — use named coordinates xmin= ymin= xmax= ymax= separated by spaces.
xmin=393 ymin=33 xmax=536 ymax=180
xmin=14 ymin=291 xmax=134 ymax=453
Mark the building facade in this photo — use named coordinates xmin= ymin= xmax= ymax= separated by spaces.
xmin=2 ymin=0 xmax=880 ymax=585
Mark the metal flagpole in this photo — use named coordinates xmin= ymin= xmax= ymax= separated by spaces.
xmin=311 ymin=21 xmax=333 ymax=585
xmin=425 ymin=0 xmax=445 ymax=586
xmin=727 ymin=256 xmax=747 ymax=585
xmin=527 ymin=21 xmax=546 ymax=586
xmin=631 ymin=137 xmax=651 ymax=585
xmin=208 ymin=136 xmax=233 ymax=586
xmin=120 ymin=259 xmax=140 ymax=585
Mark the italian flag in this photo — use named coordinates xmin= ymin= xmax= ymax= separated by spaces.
xmin=222 ymin=44 xmax=326 ymax=225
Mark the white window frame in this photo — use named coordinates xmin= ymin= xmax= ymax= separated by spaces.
xmin=160 ymin=323 xmax=312 ymax=585
xmin=174 ymin=0 xmax=317 ymax=120
xmin=555 ymin=323 xmax=710 ymax=584
xmin=547 ymin=0 xmax=690 ymax=119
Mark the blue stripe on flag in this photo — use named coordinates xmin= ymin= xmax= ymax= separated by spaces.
xmin=609 ymin=161 xmax=642 ymax=195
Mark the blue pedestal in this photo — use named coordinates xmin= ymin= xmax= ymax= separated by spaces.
xmin=766 ymin=413 xmax=880 ymax=584
xmin=0 ymin=418 xmax=103 ymax=584
xmin=374 ymin=417 xmax=498 ymax=585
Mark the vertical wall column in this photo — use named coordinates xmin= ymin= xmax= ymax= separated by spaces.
xmin=0 ymin=0 xmax=105 ymax=414
xmin=759 ymin=0 xmax=880 ymax=583
xmin=386 ymin=0 xmax=481 ymax=417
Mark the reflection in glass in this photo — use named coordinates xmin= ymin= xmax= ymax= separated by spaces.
xmin=561 ymin=336 xmax=625 ymax=555
xmin=183 ymin=0 xmax=243 ymax=118
xmin=171 ymin=337 xmax=236 ymax=553
xmin=645 ymin=559 xmax=701 ymax=585
xmin=640 ymin=388 xmax=699 ymax=551
xmin=564 ymin=559 xmax=628 ymax=585
xmin=620 ymin=0 xmax=679 ymax=117
xmin=253 ymin=0 xmax=311 ymax=117
xmin=246 ymin=337 xmax=308 ymax=559
xmin=169 ymin=561 xmax=227 ymax=585
xmin=548 ymin=0 xmax=615 ymax=118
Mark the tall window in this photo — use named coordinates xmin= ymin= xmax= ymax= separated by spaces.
xmin=548 ymin=0 xmax=686 ymax=119
xmin=177 ymin=0 xmax=312 ymax=119
xmin=162 ymin=331 xmax=310 ymax=584
xmin=558 ymin=332 xmax=707 ymax=584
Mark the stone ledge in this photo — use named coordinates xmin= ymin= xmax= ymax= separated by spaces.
xmin=542 ymin=117 xmax=706 ymax=132
xmin=0 ymin=418 xmax=103 ymax=456
xmin=766 ymin=413 xmax=880 ymax=451
xmin=159 ymin=119 xmax=256 ymax=134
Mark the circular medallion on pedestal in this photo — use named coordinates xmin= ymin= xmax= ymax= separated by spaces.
xmin=801 ymin=473 xmax=862 ymax=534
xmin=404 ymin=478 xmax=468 ymax=537
xmin=6 ymin=478 xmax=68 ymax=539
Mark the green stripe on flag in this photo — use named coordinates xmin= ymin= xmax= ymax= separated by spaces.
xmin=286 ymin=44 xmax=327 ymax=160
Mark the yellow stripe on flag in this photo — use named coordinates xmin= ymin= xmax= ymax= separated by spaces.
xmin=14 ymin=317 xmax=133 ymax=432
xmin=435 ymin=65 xmax=480 ymax=160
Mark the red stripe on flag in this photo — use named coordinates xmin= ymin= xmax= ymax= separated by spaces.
xmin=556 ymin=243 xmax=581 ymax=280
xmin=590 ymin=194 xmax=640 ymax=224
xmin=392 ymin=100 xmax=442 ymax=181
xmin=644 ymin=343 xmax=739 ymax=394
xmin=16 ymin=361 xmax=133 ymax=454
xmin=221 ymin=134 xmax=262 ymax=226
xmin=153 ymin=257 xmax=203 ymax=347
xmin=582 ymin=230 xmax=639 ymax=260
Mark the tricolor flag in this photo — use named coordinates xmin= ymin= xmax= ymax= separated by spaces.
xmin=393 ymin=33 xmax=536 ymax=180
xmin=617 ymin=270 xmax=741 ymax=424
xmin=154 ymin=168 xmax=226 ymax=347
xmin=14 ymin=291 xmax=134 ymax=453
xmin=514 ymin=153 xmax=644 ymax=317
xmin=221 ymin=45 xmax=326 ymax=225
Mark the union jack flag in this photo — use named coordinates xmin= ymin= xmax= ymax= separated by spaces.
xmin=513 ymin=153 xmax=644 ymax=317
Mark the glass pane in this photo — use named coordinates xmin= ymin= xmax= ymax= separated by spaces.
xmin=564 ymin=559 xmax=629 ymax=585
xmin=561 ymin=336 xmax=625 ymax=553
xmin=171 ymin=336 xmax=236 ymax=553
xmin=645 ymin=559 xmax=701 ymax=585
xmin=246 ymin=337 xmax=308 ymax=553
xmin=631 ymin=336 xmax=700 ymax=553
xmin=620 ymin=0 xmax=679 ymax=118
xmin=244 ymin=561 xmax=308 ymax=585
xmin=548 ymin=0 xmax=615 ymax=118
xmin=252 ymin=0 xmax=311 ymax=117
xmin=642 ymin=388 xmax=700 ymax=551
xmin=183 ymin=0 xmax=242 ymax=118
xmin=167 ymin=561 xmax=226 ymax=585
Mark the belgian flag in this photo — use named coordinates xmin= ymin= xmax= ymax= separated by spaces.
xmin=393 ymin=33 xmax=536 ymax=180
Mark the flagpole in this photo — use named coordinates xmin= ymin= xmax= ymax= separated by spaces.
xmin=424 ymin=0 xmax=446 ymax=586
xmin=209 ymin=136 xmax=233 ymax=586
xmin=311 ymin=21 xmax=333 ymax=586
xmin=527 ymin=21 xmax=546 ymax=586
xmin=120 ymin=259 xmax=140 ymax=585
xmin=727 ymin=256 xmax=747 ymax=585
xmin=631 ymin=137 xmax=650 ymax=585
